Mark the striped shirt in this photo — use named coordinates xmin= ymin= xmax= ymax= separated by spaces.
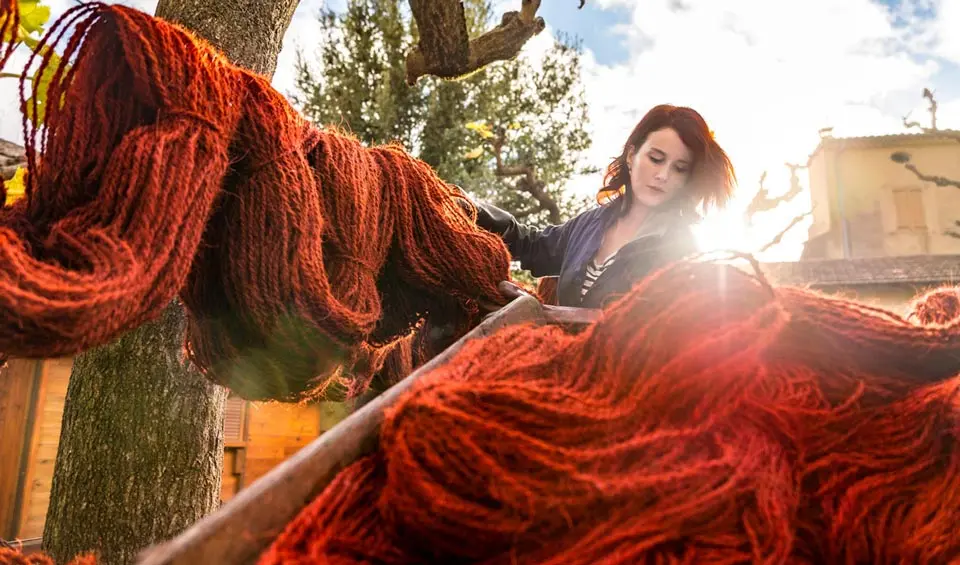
xmin=581 ymin=253 xmax=617 ymax=298
xmin=580 ymin=209 xmax=675 ymax=299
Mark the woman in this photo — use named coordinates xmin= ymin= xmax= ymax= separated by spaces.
xmin=467 ymin=104 xmax=736 ymax=309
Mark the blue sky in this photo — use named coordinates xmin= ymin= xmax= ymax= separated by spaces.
xmin=3 ymin=0 xmax=960 ymax=260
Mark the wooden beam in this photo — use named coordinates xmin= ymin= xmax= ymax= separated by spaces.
xmin=498 ymin=280 xmax=603 ymax=325
xmin=14 ymin=359 xmax=49 ymax=538
xmin=136 ymin=295 xmax=548 ymax=565
xmin=0 ymin=359 xmax=43 ymax=540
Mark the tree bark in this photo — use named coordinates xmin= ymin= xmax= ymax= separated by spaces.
xmin=406 ymin=0 xmax=545 ymax=84
xmin=154 ymin=0 xmax=299 ymax=77
xmin=43 ymin=304 xmax=229 ymax=565
xmin=42 ymin=1 xmax=299 ymax=563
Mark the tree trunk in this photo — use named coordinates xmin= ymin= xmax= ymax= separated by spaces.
xmin=154 ymin=0 xmax=299 ymax=78
xmin=42 ymin=2 xmax=299 ymax=563
xmin=43 ymin=304 xmax=229 ymax=565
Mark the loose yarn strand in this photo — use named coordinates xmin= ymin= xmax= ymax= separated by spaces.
xmin=0 ymin=0 xmax=17 ymax=70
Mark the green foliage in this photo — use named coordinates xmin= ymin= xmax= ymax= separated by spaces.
xmin=291 ymin=0 xmax=595 ymax=228
xmin=292 ymin=0 xmax=423 ymax=148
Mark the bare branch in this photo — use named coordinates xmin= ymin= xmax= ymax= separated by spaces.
xmin=902 ymin=112 xmax=923 ymax=132
xmin=903 ymin=163 xmax=960 ymax=189
xmin=744 ymin=163 xmax=806 ymax=220
xmin=490 ymin=126 xmax=562 ymax=224
xmin=924 ymin=87 xmax=938 ymax=130
xmin=760 ymin=209 xmax=813 ymax=253
xmin=946 ymin=220 xmax=960 ymax=240
xmin=902 ymin=88 xmax=960 ymax=142
xmin=901 ymin=87 xmax=960 ymax=237
xmin=406 ymin=0 xmax=545 ymax=85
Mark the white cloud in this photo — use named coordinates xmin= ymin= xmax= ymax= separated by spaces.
xmin=565 ymin=0 xmax=944 ymax=260
xmin=933 ymin=0 xmax=960 ymax=63
xmin=272 ymin=0 xmax=326 ymax=98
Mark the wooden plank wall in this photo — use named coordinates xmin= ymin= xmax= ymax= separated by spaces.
xmin=4 ymin=359 xmax=350 ymax=539
xmin=0 ymin=359 xmax=42 ymax=539
xmin=18 ymin=358 xmax=71 ymax=539
xmin=241 ymin=402 xmax=325 ymax=487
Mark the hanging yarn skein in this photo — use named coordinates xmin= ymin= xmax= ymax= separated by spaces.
xmin=0 ymin=3 xmax=512 ymax=401
xmin=256 ymin=260 xmax=960 ymax=565
xmin=0 ymin=0 xmax=16 ymax=70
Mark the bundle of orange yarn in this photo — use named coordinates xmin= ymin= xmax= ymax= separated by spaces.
xmin=0 ymin=3 xmax=511 ymax=401
xmin=910 ymin=287 xmax=960 ymax=326
xmin=255 ymin=261 xmax=960 ymax=564
xmin=4 ymin=4 xmax=960 ymax=564
xmin=0 ymin=548 xmax=93 ymax=565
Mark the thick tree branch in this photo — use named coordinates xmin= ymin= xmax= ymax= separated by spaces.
xmin=491 ymin=127 xmax=561 ymax=224
xmin=406 ymin=0 xmax=469 ymax=81
xmin=406 ymin=0 xmax=545 ymax=85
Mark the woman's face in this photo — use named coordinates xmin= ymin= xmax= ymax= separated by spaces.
xmin=628 ymin=127 xmax=692 ymax=209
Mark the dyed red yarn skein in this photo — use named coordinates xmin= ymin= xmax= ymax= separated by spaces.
xmin=0 ymin=548 xmax=95 ymax=565
xmin=259 ymin=260 xmax=960 ymax=564
xmin=0 ymin=4 xmax=511 ymax=400
xmin=909 ymin=287 xmax=960 ymax=326
xmin=0 ymin=0 xmax=16 ymax=70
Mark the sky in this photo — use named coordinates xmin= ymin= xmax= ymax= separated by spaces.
xmin=3 ymin=0 xmax=960 ymax=261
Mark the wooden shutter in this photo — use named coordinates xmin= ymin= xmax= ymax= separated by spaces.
xmin=223 ymin=396 xmax=247 ymax=445
xmin=892 ymin=188 xmax=925 ymax=229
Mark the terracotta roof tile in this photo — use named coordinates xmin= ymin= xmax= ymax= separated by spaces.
xmin=758 ymin=254 xmax=960 ymax=287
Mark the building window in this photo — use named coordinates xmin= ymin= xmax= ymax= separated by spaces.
xmin=892 ymin=188 xmax=925 ymax=229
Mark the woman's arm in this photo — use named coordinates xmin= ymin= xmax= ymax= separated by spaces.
xmin=455 ymin=188 xmax=573 ymax=277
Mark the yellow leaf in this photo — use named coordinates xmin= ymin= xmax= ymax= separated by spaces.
xmin=465 ymin=120 xmax=495 ymax=139
xmin=5 ymin=167 xmax=27 ymax=205
xmin=464 ymin=146 xmax=484 ymax=160
xmin=17 ymin=0 xmax=51 ymax=36
xmin=25 ymin=44 xmax=62 ymax=126
xmin=17 ymin=29 xmax=39 ymax=49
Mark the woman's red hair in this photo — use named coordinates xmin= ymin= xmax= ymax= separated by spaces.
xmin=598 ymin=104 xmax=736 ymax=215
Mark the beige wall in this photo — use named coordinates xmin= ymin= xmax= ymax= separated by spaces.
xmin=807 ymin=137 xmax=960 ymax=259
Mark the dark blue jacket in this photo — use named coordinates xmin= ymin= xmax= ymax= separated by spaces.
xmin=473 ymin=200 xmax=698 ymax=309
